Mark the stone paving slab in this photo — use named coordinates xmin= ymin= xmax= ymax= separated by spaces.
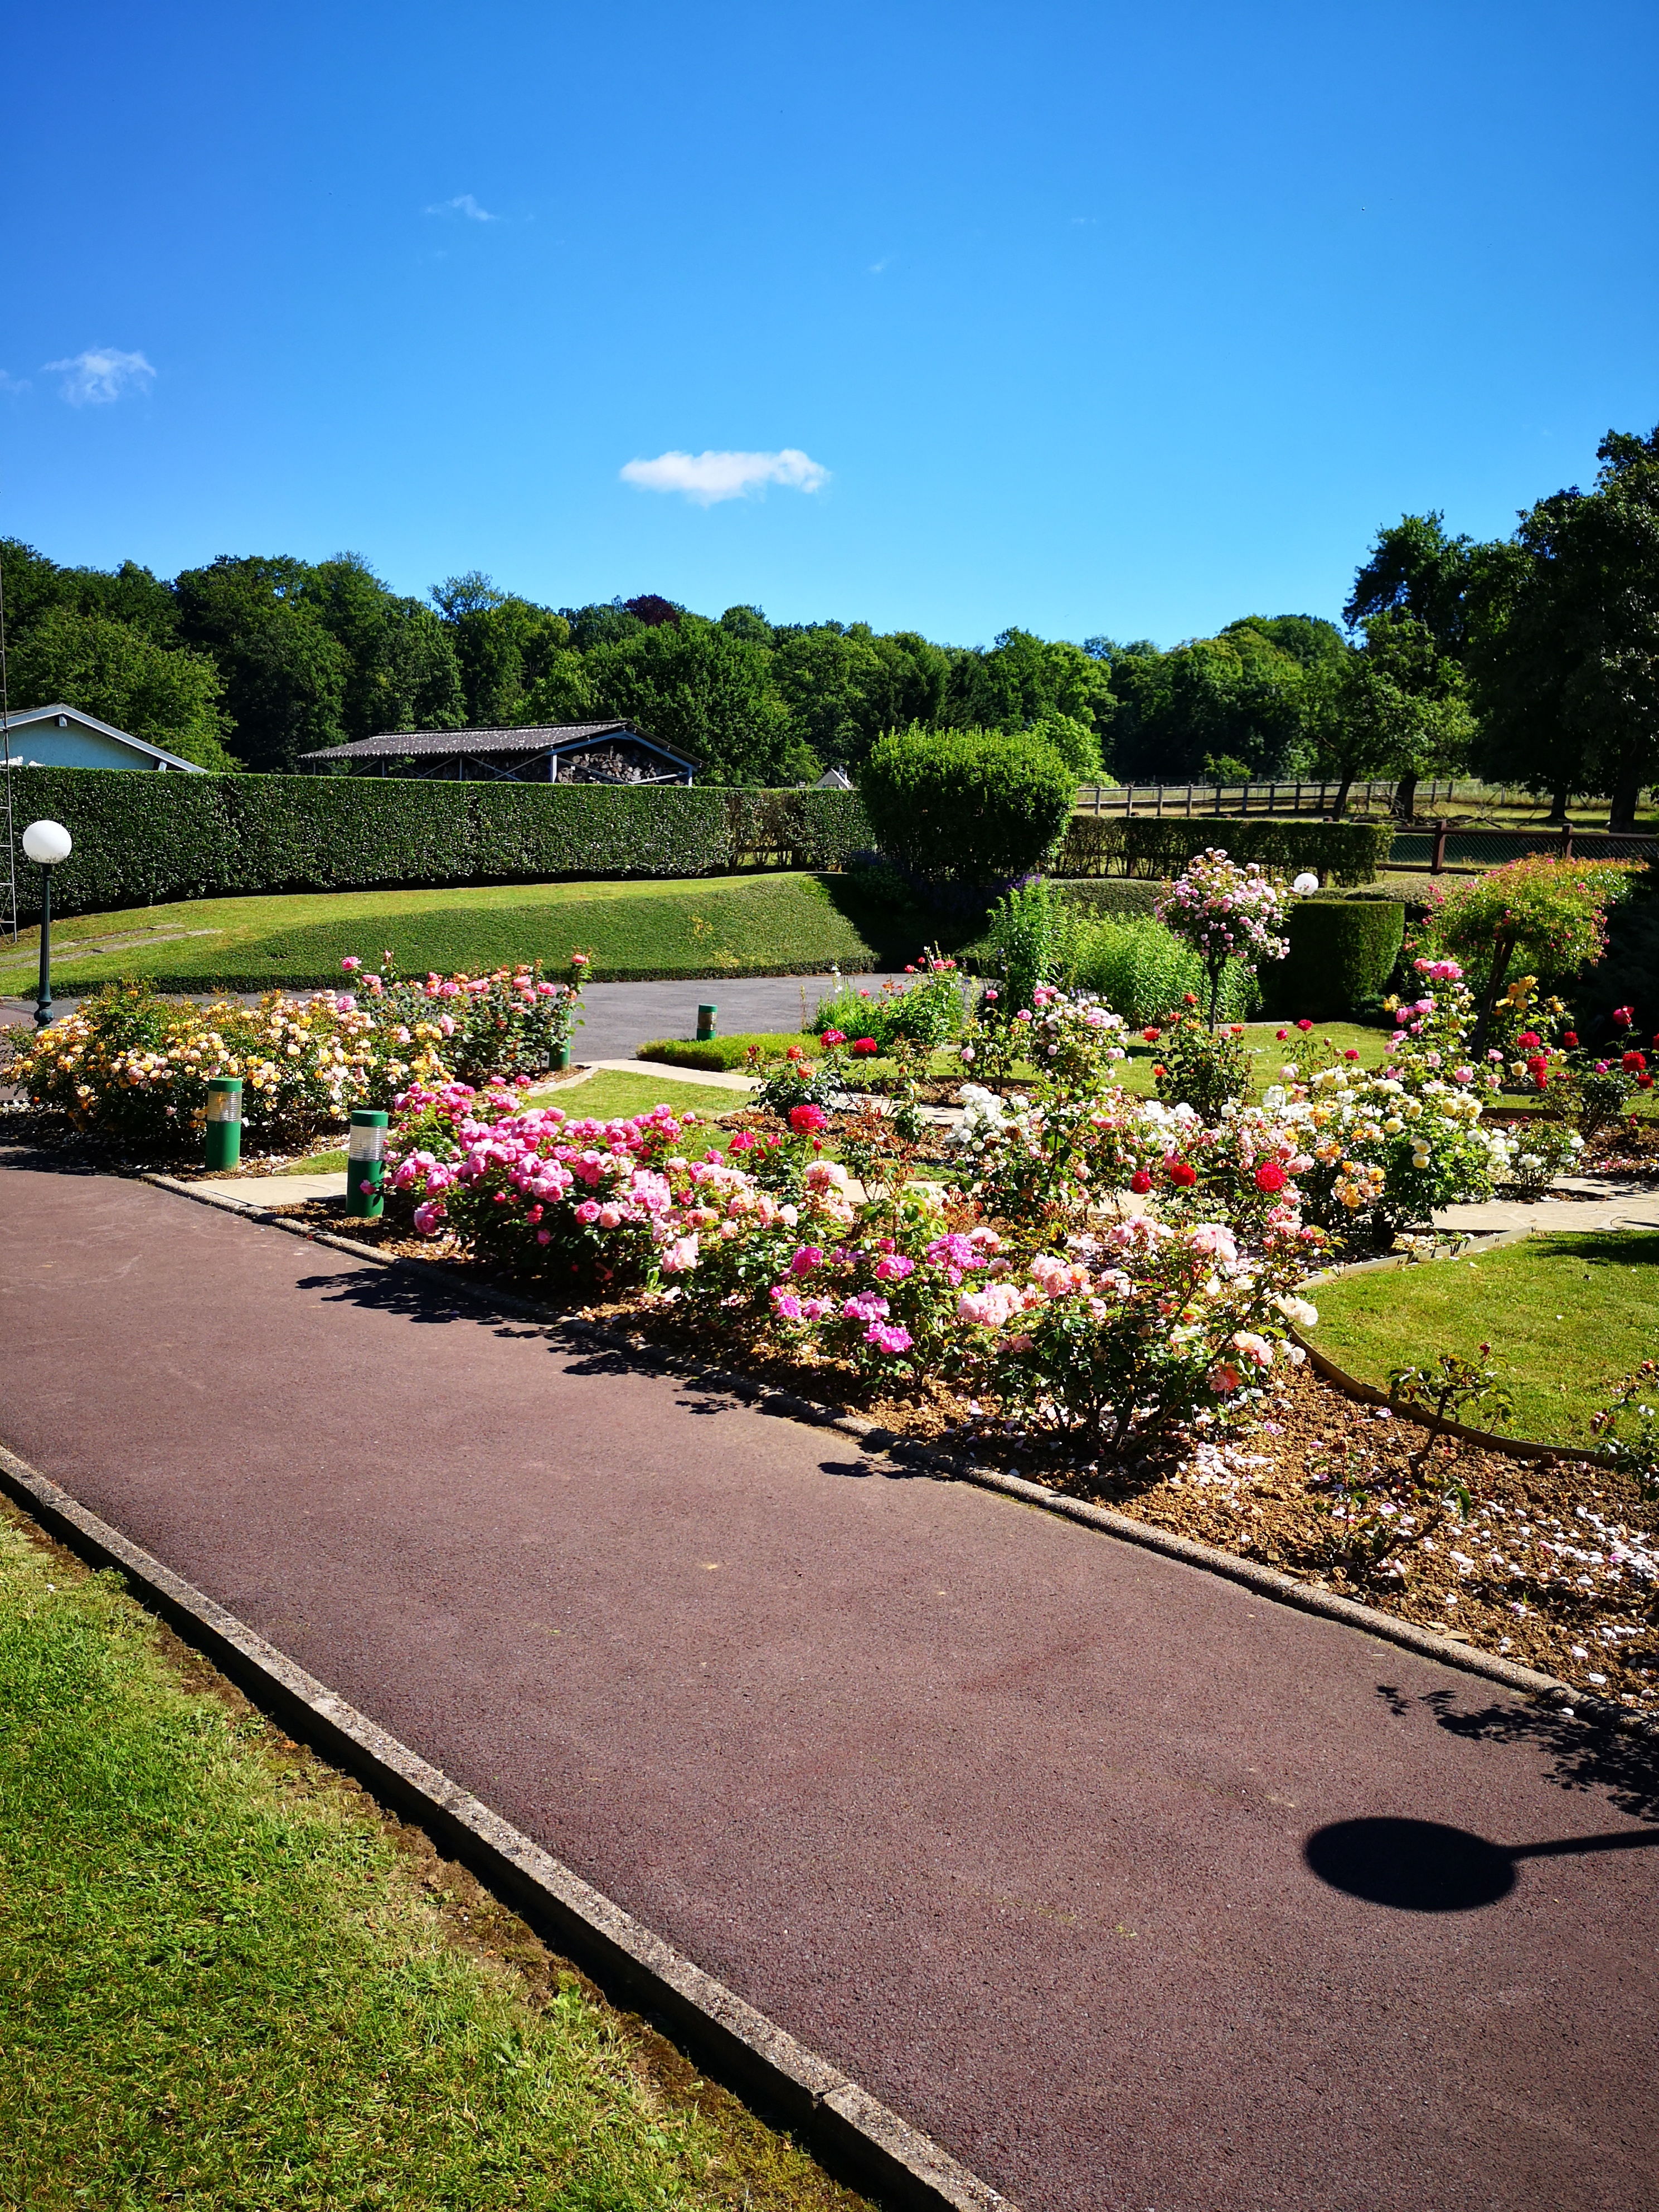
xmin=2 ymin=1157 xmax=1656 ymax=2210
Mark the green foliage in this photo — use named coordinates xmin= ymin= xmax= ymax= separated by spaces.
xmin=582 ymin=612 xmax=810 ymax=785
xmin=1425 ymin=854 xmax=1632 ymax=986
xmin=1101 ymin=624 xmax=1319 ymax=783
xmin=1150 ymin=1008 xmax=1254 ymax=1120
xmin=811 ymin=958 xmax=966 ymax=1051
xmin=969 ymin=882 xmax=1256 ymax=1025
xmin=173 ymin=555 xmax=353 ymax=774
xmin=768 ymin=623 xmax=948 ymax=773
xmin=1054 ymin=813 xmax=1390 ymax=884
xmin=8 ymin=605 xmax=239 ymax=770
xmin=858 ymin=725 xmax=1076 ymax=898
xmin=3 ymin=766 xmax=871 ymax=922
xmin=1305 ymin=613 xmax=1475 ymax=814
xmin=940 ymin=628 xmax=1117 ymax=758
xmin=1265 ymin=899 xmax=1405 ymax=1020
xmin=1051 ymin=876 xmax=1170 ymax=919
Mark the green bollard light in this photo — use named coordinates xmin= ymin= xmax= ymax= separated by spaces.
xmin=204 ymin=1077 xmax=242 ymax=1172
xmin=347 ymin=1108 xmax=390 ymax=1219
xmin=696 ymin=1002 xmax=718 ymax=1041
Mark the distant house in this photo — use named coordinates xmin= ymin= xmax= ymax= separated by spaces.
xmin=300 ymin=720 xmax=698 ymax=785
xmin=812 ymin=767 xmax=853 ymax=790
xmin=1 ymin=702 xmax=208 ymax=773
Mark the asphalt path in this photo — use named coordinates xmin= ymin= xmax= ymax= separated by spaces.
xmin=2 ymin=1156 xmax=1655 ymax=2211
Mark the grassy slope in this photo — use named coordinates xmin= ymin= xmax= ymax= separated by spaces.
xmin=0 ymin=876 xmax=926 ymax=994
xmin=0 ymin=1508 xmax=863 ymax=2212
xmin=1312 ymin=1231 xmax=1659 ymax=1447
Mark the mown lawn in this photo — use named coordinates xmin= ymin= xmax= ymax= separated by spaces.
xmin=0 ymin=1507 xmax=865 ymax=2212
xmin=0 ymin=875 xmax=925 ymax=994
xmin=1311 ymin=1231 xmax=1659 ymax=1447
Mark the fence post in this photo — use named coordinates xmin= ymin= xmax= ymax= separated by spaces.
xmin=1214 ymin=784 xmax=1222 ymax=816
xmin=1559 ymin=821 xmax=1574 ymax=860
xmin=1093 ymin=783 xmax=1102 ymax=817
xmin=1431 ymin=822 xmax=1448 ymax=875
xmin=1156 ymin=784 xmax=1163 ymax=817
xmin=1186 ymin=785 xmax=1193 ymax=817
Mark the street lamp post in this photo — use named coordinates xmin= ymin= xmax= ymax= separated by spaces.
xmin=21 ymin=819 xmax=72 ymax=1028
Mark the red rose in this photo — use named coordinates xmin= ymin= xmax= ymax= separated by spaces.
xmin=1517 ymin=1031 xmax=1540 ymax=1049
xmin=1343 ymin=1047 xmax=1360 ymax=1061
xmin=1622 ymin=1051 xmax=1646 ymax=1074
xmin=1183 ymin=993 xmax=1199 ymax=1007
xmin=1165 ymin=1157 xmax=1197 ymax=1189
xmin=821 ymin=1029 xmax=846 ymax=1046
xmin=1129 ymin=1169 xmax=1153 ymax=1194
xmin=1254 ymin=1162 xmax=1287 ymax=1193
xmin=851 ymin=1037 xmax=879 ymax=1056
xmin=789 ymin=1104 xmax=828 ymax=1134
xmin=1275 ymin=1027 xmax=1288 ymax=1041
xmin=1296 ymin=1018 xmax=1314 ymax=1032
xmin=1562 ymin=1031 xmax=1579 ymax=1048
xmin=1143 ymin=1026 xmax=1161 ymax=1043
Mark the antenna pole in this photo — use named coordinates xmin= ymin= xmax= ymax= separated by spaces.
xmin=0 ymin=542 xmax=16 ymax=943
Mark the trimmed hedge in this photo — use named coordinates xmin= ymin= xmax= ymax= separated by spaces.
xmin=2 ymin=769 xmax=871 ymax=921
xmin=1263 ymin=898 xmax=1405 ymax=1020
xmin=1054 ymin=815 xmax=1391 ymax=886
xmin=1050 ymin=877 xmax=1170 ymax=919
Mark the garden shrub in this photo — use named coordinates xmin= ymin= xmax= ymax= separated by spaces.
xmin=638 ymin=1032 xmax=827 ymax=1072
xmin=1263 ymin=899 xmax=1405 ymax=1021
xmin=1068 ymin=917 xmax=1258 ymax=1027
xmin=857 ymin=727 xmax=1075 ymax=906
xmin=1052 ymin=877 xmax=1170 ymax=919
xmin=1156 ymin=850 xmax=1289 ymax=1027
xmin=1148 ymin=1012 xmax=1256 ymax=1122
xmin=2 ymin=767 xmax=872 ymax=921
xmin=810 ymin=955 xmax=966 ymax=1052
xmin=1055 ymin=814 xmax=1390 ymax=885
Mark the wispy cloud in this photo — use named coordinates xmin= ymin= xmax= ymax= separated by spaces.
xmin=42 ymin=348 xmax=155 ymax=405
xmin=619 ymin=448 xmax=830 ymax=506
xmin=426 ymin=193 xmax=498 ymax=222
xmin=869 ymin=256 xmax=892 ymax=274
xmin=0 ymin=368 xmax=29 ymax=399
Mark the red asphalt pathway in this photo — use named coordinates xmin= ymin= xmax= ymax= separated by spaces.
xmin=2 ymin=1157 xmax=1656 ymax=2211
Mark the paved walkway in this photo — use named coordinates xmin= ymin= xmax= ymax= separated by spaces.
xmin=2 ymin=1156 xmax=1655 ymax=2210
xmin=1435 ymin=1175 xmax=1659 ymax=1237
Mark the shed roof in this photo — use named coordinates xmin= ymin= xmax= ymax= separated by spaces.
xmin=299 ymin=721 xmax=698 ymax=768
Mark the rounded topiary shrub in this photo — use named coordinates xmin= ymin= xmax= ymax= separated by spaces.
xmin=1264 ymin=898 xmax=1405 ymax=1020
xmin=858 ymin=726 xmax=1076 ymax=909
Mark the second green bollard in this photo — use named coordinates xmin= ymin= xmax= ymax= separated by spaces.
xmin=696 ymin=1002 xmax=718 ymax=1041
xmin=347 ymin=1108 xmax=390 ymax=1218
xmin=204 ymin=1076 xmax=242 ymax=1172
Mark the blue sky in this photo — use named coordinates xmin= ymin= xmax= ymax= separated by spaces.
xmin=4 ymin=1 xmax=1656 ymax=648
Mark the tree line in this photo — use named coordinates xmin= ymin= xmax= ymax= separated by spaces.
xmin=2 ymin=420 xmax=1654 ymax=825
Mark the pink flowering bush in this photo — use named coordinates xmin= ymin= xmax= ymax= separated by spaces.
xmin=344 ymin=953 xmax=585 ymax=1094
xmin=1156 ymin=850 xmax=1289 ymax=1027
xmin=984 ymin=1215 xmax=1311 ymax=1455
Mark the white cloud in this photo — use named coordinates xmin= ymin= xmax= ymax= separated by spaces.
xmin=0 ymin=368 xmax=29 ymax=398
xmin=619 ymin=448 xmax=830 ymax=506
xmin=42 ymin=348 xmax=156 ymax=405
xmin=427 ymin=193 xmax=498 ymax=222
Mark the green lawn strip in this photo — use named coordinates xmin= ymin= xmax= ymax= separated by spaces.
xmin=526 ymin=1070 xmax=749 ymax=1124
xmin=1310 ymin=1230 xmax=1659 ymax=1447
xmin=0 ymin=876 xmax=925 ymax=995
xmin=0 ymin=1510 xmax=865 ymax=2212
xmin=641 ymin=1033 xmax=829 ymax=1071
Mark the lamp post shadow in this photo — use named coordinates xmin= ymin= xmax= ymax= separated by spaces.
xmin=1303 ymin=1814 xmax=1659 ymax=1912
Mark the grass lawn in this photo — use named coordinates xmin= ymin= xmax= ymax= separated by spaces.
xmin=0 ymin=875 xmax=930 ymax=995
xmin=0 ymin=1507 xmax=865 ymax=2211
xmin=1311 ymin=1230 xmax=1659 ymax=1447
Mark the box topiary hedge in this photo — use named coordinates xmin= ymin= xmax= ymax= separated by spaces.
xmin=1054 ymin=815 xmax=1391 ymax=885
xmin=2 ymin=768 xmax=871 ymax=921
xmin=1050 ymin=877 xmax=1171 ymax=919
xmin=1263 ymin=897 xmax=1405 ymax=1020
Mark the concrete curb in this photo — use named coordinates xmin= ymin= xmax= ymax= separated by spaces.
xmin=136 ymin=1170 xmax=1626 ymax=1717
xmin=0 ymin=1437 xmax=1013 ymax=2212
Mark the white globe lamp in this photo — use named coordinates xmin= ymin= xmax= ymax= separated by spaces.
xmin=21 ymin=818 xmax=72 ymax=1027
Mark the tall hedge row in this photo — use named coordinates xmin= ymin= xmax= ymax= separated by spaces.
xmin=1054 ymin=814 xmax=1391 ymax=885
xmin=1 ymin=769 xmax=872 ymax=920
xmin=1262 ymin=898 xmax=1406 ymax=1019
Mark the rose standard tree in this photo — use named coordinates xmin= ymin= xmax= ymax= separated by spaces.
xmin=1155 ymin=848 xmax=1291 ymax=1027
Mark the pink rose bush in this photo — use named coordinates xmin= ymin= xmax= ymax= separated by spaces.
xmin=1156 ymin=850 xmax=1290 ymax=1027
xmin=345 ymin=953 xmax=585 ymax=1093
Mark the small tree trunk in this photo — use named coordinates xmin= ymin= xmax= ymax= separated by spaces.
xmin=1607 ymin=743 xmax=1642 ymax=835
xmin=1469 ymin=930 xmax=1517 ymax=1059
xmin=1547 ymin=782 xmax=1570 ymax=825
xmin=1331 ymin=769 xmax=1354 ymax=819
xmin=1393 ymin=770 xmax=1419 ymax=821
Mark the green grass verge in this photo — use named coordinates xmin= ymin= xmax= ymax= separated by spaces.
xmin=0 ymin=876 xmax=935 ymax=995
xmin=1311 ymin=1231 xmax=1659 ymax=1447
xmin=0 ymin=1508 xmax=865 ymax=2212
xmin=639 ymin=1033 xmax=828 ymax=1072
